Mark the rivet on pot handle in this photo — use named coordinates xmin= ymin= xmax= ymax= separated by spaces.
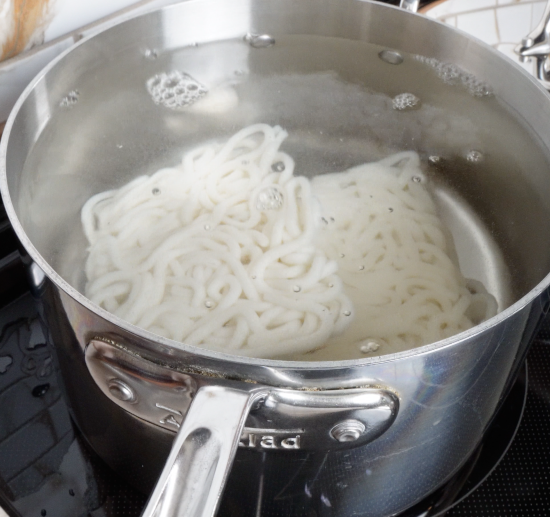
xmin=85 ymin=338 xmax=399 ymax=517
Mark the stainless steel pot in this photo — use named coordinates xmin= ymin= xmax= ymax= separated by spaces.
xmin=3 ymin=1 xmax=550 ymax=516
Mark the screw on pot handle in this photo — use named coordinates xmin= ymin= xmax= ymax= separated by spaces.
xmin=141 ymin=385 xmax=267 ymax=517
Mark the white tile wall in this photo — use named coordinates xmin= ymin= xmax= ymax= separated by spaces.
xmin=532 ymin=1 xmax=547 ymax=26
xmin=423 ymin=0 xmax=548 ymax=47
xmin=496 ymin=3 xmax=534 ymax=42
xmin=441 ymin=15 xmax=457 ymax=27
xmin=455 ymin=0 xmax=497 ymax=11
xmin=421 ymin=0 xmax=546 ymax=85
xmin=456 ymin=9 xmax=500 ymax=45
xmin=425 ymin=0 xmax=497 ymax=19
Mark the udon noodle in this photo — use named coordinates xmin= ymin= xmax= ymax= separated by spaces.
xmin=303 ymin=152 xmax=497 ymax=360
xmin=82 ymin=124 xmax=352 ymax=358
xmin=82 ymin=124 xmax=497 ymax=359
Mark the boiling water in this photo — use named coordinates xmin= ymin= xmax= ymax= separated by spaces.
xmin=18 ymin=34 xmax=550 ymax=360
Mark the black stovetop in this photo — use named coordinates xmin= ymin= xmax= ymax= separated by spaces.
xmin=1 ymin=197 xmax=550 ymax=517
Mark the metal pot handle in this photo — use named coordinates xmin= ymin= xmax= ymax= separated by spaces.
xmin=141 ymin=385 xmax=266 ymax=517
xmin=137 ymin=382 xmax=399 ymax=517
xmin=85 ymin=338 xmax=399 ymax=517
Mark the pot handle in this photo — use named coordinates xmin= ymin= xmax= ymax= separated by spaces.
xmin=141 ymin=385 xmax=266 ymax=517
xmin=85 ymin=338 xmax=398 ymax=516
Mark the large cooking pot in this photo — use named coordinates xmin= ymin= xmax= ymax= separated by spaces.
xmin=3 ymin=0 xmax=550 ymax=516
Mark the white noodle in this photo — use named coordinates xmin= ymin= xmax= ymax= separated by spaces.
xmin=82 ymin=124 xmax=352 ymax=357
xmin=296 ymin=151 xmax=498 ymax=360
xmin=82 ymin=125 xmax=497 ymax=360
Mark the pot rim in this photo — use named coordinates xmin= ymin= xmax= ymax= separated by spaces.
xmin=2 ymin=0 xmax=549 ymax=372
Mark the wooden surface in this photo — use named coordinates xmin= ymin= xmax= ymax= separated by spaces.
xmin=0 ymin=0 xmax=53 ymax=62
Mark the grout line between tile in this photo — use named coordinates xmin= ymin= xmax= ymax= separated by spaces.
xmin=427 ymin=0 xmax=546 ymax=22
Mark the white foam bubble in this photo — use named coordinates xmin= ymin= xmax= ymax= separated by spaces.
xmin=256 ymin=186 xmax=284 ymax=211
xmin=466 ymin=149 xmax=484 ymax=163
xmin=359 ymin=339 xmax=381 ymax=354
xmin=60 ymin=90 xmax=80 ymax=108
xmin=414 ymin=55 xmax=493 ymax=98
xmin=392 ymin=93 xmax=421 ymax=111
xmin=146 ymin=71 xmax=207 ymax=109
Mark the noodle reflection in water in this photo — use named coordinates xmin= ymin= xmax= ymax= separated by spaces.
xmin=81 ymin=124 xmax=497 ymax=359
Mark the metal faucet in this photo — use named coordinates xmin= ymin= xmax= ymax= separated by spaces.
xmin=399 ymin=0 xmax=420 ymax=12
xmin=516 ymin=0 xmax=550 ymax=89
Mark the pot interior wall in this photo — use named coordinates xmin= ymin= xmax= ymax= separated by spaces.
xmin=5 ymin=0 xmax=550 ymax=323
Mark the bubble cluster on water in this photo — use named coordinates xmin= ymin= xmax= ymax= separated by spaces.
xmin=60 ymin=90 xmax=80 ymax=108
xmin=428 ymin=155 xmax=442 ymax=165
xmin=256 ymin=186 xmax=284 ymax=211
xmin=414 ymin=55 xmax=493 ymax=98
xmin=436 ymin=63 xmax=462 ymax=85
xmin=244 ymin=33 xmax=275 ymax=48
xmin=466 ymin=149 xmax=484 ymax=163
xmin=392 ymin=93 xmax=421 ymax=111
xmin=146 ymin=71 xmax=207 ymax=109
xmin=359 ymin=339 xmax=381 ymax=354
